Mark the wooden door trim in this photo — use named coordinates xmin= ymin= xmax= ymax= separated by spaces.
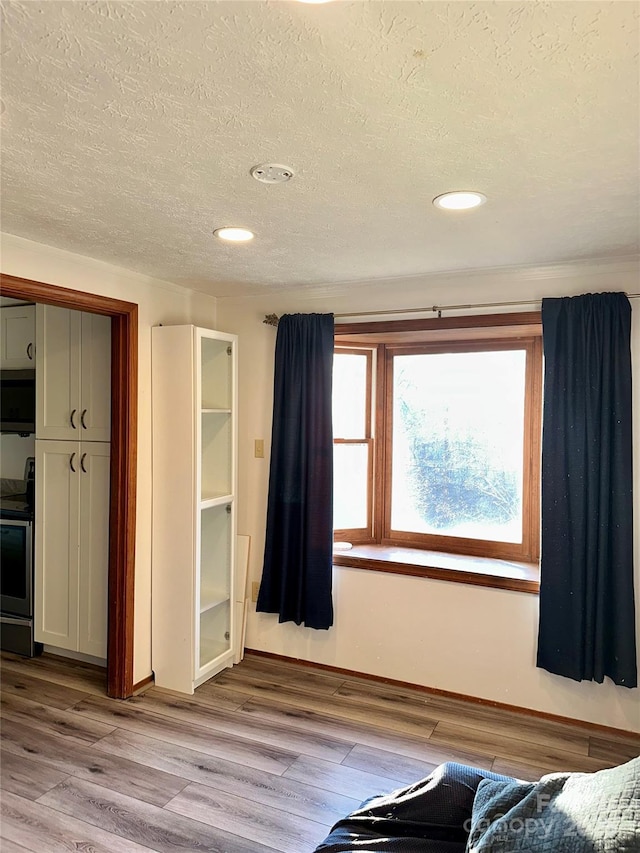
xmin=0 ymin=273 xmax=137 ymax=699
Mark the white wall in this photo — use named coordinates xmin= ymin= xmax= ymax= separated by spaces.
xmin=1 ymin=232 xmax=218 ymax=683
xmin=218 ymin=256 xmax=640 ymax=733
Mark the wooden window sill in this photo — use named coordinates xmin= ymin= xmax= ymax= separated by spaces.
xmin=332 ymin=544 xmax=540 ymax=594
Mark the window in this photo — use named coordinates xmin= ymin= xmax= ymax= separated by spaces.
xmin=332 ymin=348 xmax=373 ymax=539
xmin=333 ymin=314 xmax=542 ymax=567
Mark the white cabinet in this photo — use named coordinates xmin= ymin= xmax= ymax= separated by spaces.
xmin=36 ymin=305 xmax=111 ymax=441
xmin=1 ymin=305 xmax=35 ymax=369
xmin=34 ymin=440 xmax=110 ymax=658
xmin=152 ymin=325 xmax=237 ymax=694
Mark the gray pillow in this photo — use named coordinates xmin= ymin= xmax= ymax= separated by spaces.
xmin=466 ymin=756 xmax=640 ymax=852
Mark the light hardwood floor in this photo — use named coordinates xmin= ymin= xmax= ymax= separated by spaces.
xmin=1 ymin=651 xmax=638 ymax=852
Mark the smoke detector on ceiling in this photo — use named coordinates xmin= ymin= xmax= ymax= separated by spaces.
xmin=250 ymin=164 xmax=294 ymax=184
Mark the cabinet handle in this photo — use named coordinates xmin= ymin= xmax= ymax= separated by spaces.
xmin=80 ymin=409 xmax=87 ymax=429
xmin=26 ymin=342 xmax=34 ymax=360
xmin=70 ymin=409 xmax=77 ymax=429
xmin=69 ymin=453 xmax=76 ymax=473
xmin=80 ymin=452 xmax=87 ymax=473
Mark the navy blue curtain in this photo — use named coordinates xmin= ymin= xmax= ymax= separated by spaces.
xmin=537 ymin=292 xmax=636 ymax=687
xmin=257 ymin=313 xmax=334 ymax=629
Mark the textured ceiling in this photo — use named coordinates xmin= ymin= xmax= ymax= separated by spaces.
xmin=1 ymin=1 xmax=638 ymax=297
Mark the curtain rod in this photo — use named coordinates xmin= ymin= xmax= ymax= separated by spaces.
xmin=263 ymin=293 xmax=640 ymax=326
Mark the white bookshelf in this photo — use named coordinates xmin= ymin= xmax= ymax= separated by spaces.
xmin=152 ymin=325 xmax=237 ymax=694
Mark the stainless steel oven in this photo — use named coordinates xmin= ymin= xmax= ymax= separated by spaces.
xmin=0 ymin=511 xmax=41 ymax=656
xmin=0 ymin=518 xmax=32 ymax=616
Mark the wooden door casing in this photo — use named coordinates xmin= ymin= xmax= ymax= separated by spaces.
xmin=0 ymin=273 xmax=137 ymax=699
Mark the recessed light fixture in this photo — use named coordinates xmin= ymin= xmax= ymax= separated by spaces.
xmin=213 ymin=227 xmax=255 ymax=243
xmin=433 ymin=191 xmax=487 ymax=211
xmin=296 ymin=0 xmax=334 ymax=4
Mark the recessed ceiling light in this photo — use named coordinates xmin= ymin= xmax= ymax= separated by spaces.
xmin=213 ymin=227 xmax=255 ymax=243
xmin=433 ymin=191 xmax=487 ymax=211
xmin=296 ymin=0 xmax=334 ymax=3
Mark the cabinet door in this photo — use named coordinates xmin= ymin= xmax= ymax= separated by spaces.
xmin=195 ymin=331 xmax=237 ymax=685
xmin=1 ymin=305 xmax=35 ymax=369
xmin=79 ymin=313 xmax=111 ymax=442
xmin=36 ymin=306 xmax=81 ymax=440
xmin=197 ymin=503 xmax=233 ymax=677
xmin=35 ymin=440 xmax=80 ymax=651
xmin=77 ymin=442 xmax=110 ymax=658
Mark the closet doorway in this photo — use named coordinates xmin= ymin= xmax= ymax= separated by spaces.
xmin=0 ymin=273 xmax=137 ymax=699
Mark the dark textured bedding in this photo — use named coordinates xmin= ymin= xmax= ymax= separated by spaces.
xmin=313 ymin=762 xmax=511 ymax=852
xmin=313 ymin=758 xmax=640 ymax=853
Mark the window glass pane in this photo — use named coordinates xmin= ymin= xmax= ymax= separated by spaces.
xmin=333 ymin=443 xmax=368 ymax=530
xmin=391 ymin=350 xmax=526 ymax=543
xmin=333 ymin=353 xmax=367 ymax=439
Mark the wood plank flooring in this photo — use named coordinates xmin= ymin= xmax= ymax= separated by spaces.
xmin=1 ymin=651 xmax=638 ymax=853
